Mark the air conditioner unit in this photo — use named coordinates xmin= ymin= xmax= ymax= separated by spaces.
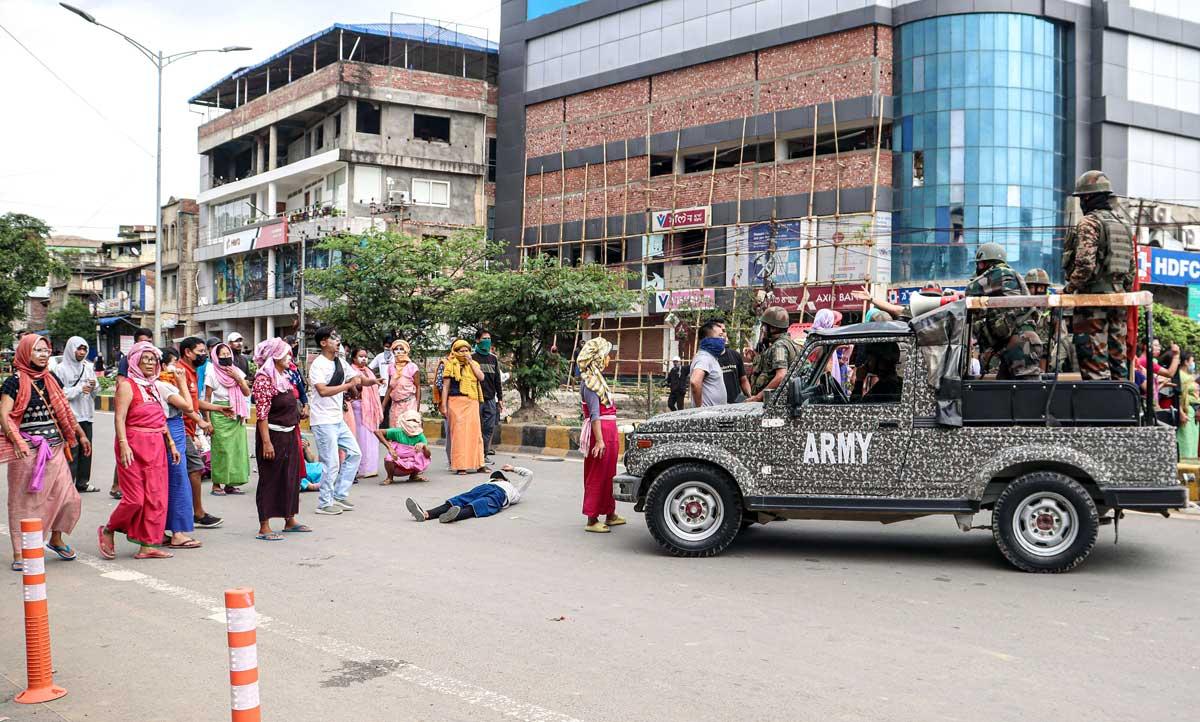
xmin=388 ymin=190 xmax=410 ymax=205
xmin=1183 ymin=226 xmax=1200 ymax=252
xmin=1152 ymin=205 xmax=1173 ymax=225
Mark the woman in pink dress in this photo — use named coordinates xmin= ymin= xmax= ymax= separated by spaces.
xmin=374 ymin=410 xmax=431 ymax=484
xmin=100 ymin=342 xmax=180 ymax=560
xmin=576 ymin=337 xmax=625 ymax=534
xmin=387 ymin=340 xmax=421 ymax=427
xmin=350 ymin=348 xmax=384 ymax=479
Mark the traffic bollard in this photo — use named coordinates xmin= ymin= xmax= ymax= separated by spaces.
xmin=15 ymin=518 xmax=68 ymax=704
xmin=224 ymin=587 xmax=261 ymax=722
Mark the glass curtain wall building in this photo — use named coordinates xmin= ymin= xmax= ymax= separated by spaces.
xmin=893 ymin=13 xmax=1070 ymax=283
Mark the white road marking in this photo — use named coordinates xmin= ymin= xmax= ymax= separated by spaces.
xmin=1 ymin=524 xmax=585 ymax=722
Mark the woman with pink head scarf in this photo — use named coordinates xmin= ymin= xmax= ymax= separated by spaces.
xmin=812 ymin=309 xmax=849 ymax=387
xmin=204 ymin=342 xmax=251 ymax=495
xmin=99 ymin=342 xmax=179 ymax=560
xmin=251 ymin=338 xmax=309 ymax=540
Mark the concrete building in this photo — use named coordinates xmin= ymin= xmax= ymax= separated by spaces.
xmin=187 ymin=20 xmax=498 ymax=345
xmin=497 ymin=0 xmax=1200 ymax=372
xmin=94 ymin=263 xmax=154 ymax=363
xmin=160 ymin=197 xmax=200 ymax=339
xmin=45 ymin=235 xmax=107 ymax=315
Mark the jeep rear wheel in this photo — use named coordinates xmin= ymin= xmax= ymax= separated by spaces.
xmin=992 ymin=472 xmax=1099 ymax=573
xmin=645 ymin=463 xmax=743 ymax=557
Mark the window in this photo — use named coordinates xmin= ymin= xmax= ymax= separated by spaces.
xmin=334 ymin=114 xmax=342 ymax=138
xmin=804 ymin=341 xmax=906 ymax=406
xmin=356 ymin=101 xmax=381 ymax=134
xmin=313 ymin=126 xmax=324 ymax=151
xmin=487 ymin=137 xmax=497 ymax=183
xmin=675 ymin=229 xmax=706 ymax=266
xmin=412 ymin=179 xmax=450 ymax=207
xmin=414 ymin=114 xmax=451 ymax=143
xmin=682 ymin=142 xmax=773 ymax=174
xmin=787 ymin=126 xmax=892 ymax=159
xmin=649 ymin=155 xmax=674 ymax=177
xmin=912 ymin=151 xmax=925 ymax=187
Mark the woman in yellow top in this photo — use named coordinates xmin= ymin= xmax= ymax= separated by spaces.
xmin=440 ymin=340 xmax=487 ymax=475
xmin=1177 ymin=351 xmax=1199 ymax=459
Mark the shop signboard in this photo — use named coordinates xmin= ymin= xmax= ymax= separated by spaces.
xmin=769 ymin=283 xmax=867 ymax=312
xmin=220 ymin=219 xmax=288 ymax=257
xmin=651 ymin=206 xmax=711 ymax=233
xmin=653 ymin=288 xmax=716 ymax=313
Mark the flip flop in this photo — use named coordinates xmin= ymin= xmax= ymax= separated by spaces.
xmin=282 ymin=525 xmax=312 ymax=533
xmin=10 ymin=560 xmax=22 ymax=572
xmin=168 ymin=538 xmax=203 ymax=549
xmin=133 ymin=548 xmax=174 ymax=559
xmin=210 ymin=488 xmax=227 ymax=496
xmin=97 ymin=525 xmax=116 ymax=560
xmin=255 ymin=532 xmax=284 ymax=541
xmin=109 ymin=490 xmax=123 ymax=500
xmin=224 ymin=487 xmax=246 ymax=495
xmin=78 ymin=484 xmax=101 ymax=493
xmin=46 ymin=543 xmax=76 ymax=561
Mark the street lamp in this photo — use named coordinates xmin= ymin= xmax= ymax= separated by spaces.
xmin=61 ymin=3 xmax=250 ymax=345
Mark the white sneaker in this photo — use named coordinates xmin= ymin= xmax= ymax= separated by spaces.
xmin=314 ymin=505 xmax=343 ymax=515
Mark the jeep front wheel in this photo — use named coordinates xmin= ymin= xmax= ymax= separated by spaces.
xmin=645 ymin=463 xmax=743 ymax=557
xmin=992 ymin=472 xmax=1099 ymax=573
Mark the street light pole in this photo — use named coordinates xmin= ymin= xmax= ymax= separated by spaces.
xmin=60 ymin=3 xmax=250 ymax=345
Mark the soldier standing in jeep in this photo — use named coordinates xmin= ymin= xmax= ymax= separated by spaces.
xmin=1025 ymin=267 xmax=1077 ymax=373
xmin=1063 ymin=170 xmax=1135 ymax=380
xmin=967 ymin=243 xmax=1042 ymax=379
xmin=746 ymin=307 xmax=796 ymax=402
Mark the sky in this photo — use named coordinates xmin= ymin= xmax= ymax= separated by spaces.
xmin=0 ymin=0 xmax=501 ymax=239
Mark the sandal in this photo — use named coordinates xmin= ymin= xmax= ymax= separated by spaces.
xmin=224 ymin=487 xmax=246 ymax=495
xmin=78 ymin=484 xmax=101 ymax=493
xmin=282 ymin=524 xmax=312 ymax=533
xmin=410 ymin=475 xmax=430 ymax=483
xmin=134 ymin=548 xmax=174 ymax=559
xmin=11 ymin=560 xmax=22 ymax=572
xmin=169 ymin=538 xmax=203 ymax=549
xmin=46 ymin=543 xmax=77 ymax=561
xmin=379 ymin=478 xmax=394 ymax=486
xmin=210 ymin=488 xmax=226 ymax=496
xmin=109 ymin=489 xmax=123 ymax=500
xmin=97 ymin=525 xmax=116 ymax=560
xmin=255 ymin=532 xmax=284 ymax=541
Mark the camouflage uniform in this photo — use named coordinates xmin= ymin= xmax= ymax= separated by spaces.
xmin=751 ymin=333 xmax=797 ymax=394
xmin=967 ymin=262 xmax=1042 ymax=379
xmin=1031 ymin=311 xmax=1079 ymax=372
xmin=1062 ymin=172 xmax=1134 ymax=380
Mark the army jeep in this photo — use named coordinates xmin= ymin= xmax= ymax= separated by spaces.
xmin=616 ymin=291 xmax=1187 ymax=573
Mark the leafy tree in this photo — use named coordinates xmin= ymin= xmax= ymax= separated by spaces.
xmin=306 ymin=227 xmax=499 ymax=353
xmin=447 ymin=253 xmax=637 ymax=419
xmin=0 ymin=213 xmax=65 ymax=335
xmin=48 ymin=298 xmax=96 ymax=350
xmin=1140 ymin=303 xmax=1200 ymax=352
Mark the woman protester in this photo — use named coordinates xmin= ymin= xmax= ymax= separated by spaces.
xmin=99 ymin=342 xmax=179 ymax=560
xmin=205 ymin=342 xmax=252 ymax=495
xmin=158 ymin=349 xmax=209 ymax=550
xmin=374 ymin=409 xmax=432 ymax=485
xmin=252 ymin=338 xmax=310 ymax=540
xmin=1177 ymin=351 xmax=1199 ymax=459
xmin=350 ymin=348 xmax=385 ymax=479
xmin=387 ymin=340 xmax=421 ymax=427
xmin=54 ymin=336 xmax=99 ymax=493
xmin=1 ymin=335 xmax=90 ymax=571
xmin=576 ymin=337 xmax=625 ymax=534
xmin=441 ymin=340 xmax=487 ymax=475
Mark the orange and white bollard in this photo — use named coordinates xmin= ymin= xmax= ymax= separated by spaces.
xmin=15 ymin=518 xmax=67 ymax=704
xmin=224 ymin=587 xmax=261 ymax=722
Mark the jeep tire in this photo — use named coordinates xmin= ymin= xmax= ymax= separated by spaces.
xmin=645 ymin=463 xmax=743 ymax=557
xmin=992 ymin=471 xmax=1099 ymax=573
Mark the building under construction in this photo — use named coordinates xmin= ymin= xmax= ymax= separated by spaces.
xmin=496 ymin=0 xmax=1200 ymax=379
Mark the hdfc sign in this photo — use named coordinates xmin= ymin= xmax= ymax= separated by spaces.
xmin=651 ymin=206 xmax=711 ymax=233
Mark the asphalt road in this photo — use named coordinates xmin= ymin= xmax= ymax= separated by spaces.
xmin=2 ymin=414 xmax=1198 ymax=721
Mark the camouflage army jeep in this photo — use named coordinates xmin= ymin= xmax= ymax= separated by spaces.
xmin=617 ymin=291 xmax=1186 ymax=573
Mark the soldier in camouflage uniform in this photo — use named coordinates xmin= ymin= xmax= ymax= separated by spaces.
xmin=966 ymin=243 xmax=1042 ymax=379
xmin=748 ymin=307 xmax=797 ymax=401
xmin=1024 ymin=268 xmax=1078 ymax=373
xmin=1062 ymin=170 xmax=1134 ymax=380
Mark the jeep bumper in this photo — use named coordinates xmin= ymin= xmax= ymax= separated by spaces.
xmin=1102 ymin=486 xmax=1188 ymax=512
xmin=614 ymin=474 xmax=641 ymax=504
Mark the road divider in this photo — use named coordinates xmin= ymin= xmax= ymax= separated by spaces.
xmin=225 ymin=587 xmax=261 ymax=722
xmin=15 ymin=517 xmax=68 ymax=705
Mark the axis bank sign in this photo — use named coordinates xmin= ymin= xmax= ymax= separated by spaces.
xmin=651 ymin=206 xmax=711 ymax=233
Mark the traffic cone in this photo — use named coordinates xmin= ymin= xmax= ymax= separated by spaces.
xmin=15 ymin=518 xmax=67 ymax=704
xmin=225 ymin=587 xmax=261 ymax=722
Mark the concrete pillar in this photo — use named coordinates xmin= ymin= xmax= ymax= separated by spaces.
xmin=267 ymin=181 xmax=278 ymax=217
xmin=266 ymin=315 xmax=275 ymax=339
xmin=253 ymin=317 xmax=263 ymax=346
xmin=256 ymin=136 xmax=265 ymax=174
xmin=268 ymin=125 xmax=278 ymax=171
xmin=267 ymin=248 xmax=277 ymax=300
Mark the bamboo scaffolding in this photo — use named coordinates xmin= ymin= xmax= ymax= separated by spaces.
xmin=558 ymin=145 xmax=566 ymax=263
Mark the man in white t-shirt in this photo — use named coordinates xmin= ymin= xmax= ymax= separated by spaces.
xmin=690 ymin=321 xmax=729 ymax=407
xmin=308 ymin=326 xmax=364 ymax=515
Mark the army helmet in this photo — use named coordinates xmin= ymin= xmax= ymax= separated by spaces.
xmin=1024 ymin=268 xmax=1051 ymax=286
xmin=975 ymin=242 xmax=1006 ymax=264
xmin=1072 ymin=170 xmax=1113 ymax=196
xmin=759 ymin=306 xmax=791 ymax=330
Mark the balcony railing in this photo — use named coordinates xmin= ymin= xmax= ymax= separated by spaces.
xmin=206 ymin=137 xmax=343 ymax=191
xmin=200 ymin=201 xmax=349 ymax=246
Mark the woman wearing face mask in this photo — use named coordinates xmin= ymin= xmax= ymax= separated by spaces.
xmin=158 ymin=348 xmax=210 ymax=550
xmin=374 ymin=409 xmax=431 ymax=485
xmin=387 ymin=340 xmax=421 ymax=428
xmin=252 ymin=338 xmax=310 ymax=540
xmin=349 ymin=348 xmax=385 ymax=479
xmin=100 ymin=343 xmax=180 ymax=560
xmin=1 ymin=335 xmax=91 ymax=571
xmin=1177 ymin=351 xmax=1199 ymax=459
xmin=576 ymin=337 xmax=625 ymax=533
xmin=440 ymin=340 xmax=487 ymax=475
xmin=205 ymin=342 xmax=252 ymax=495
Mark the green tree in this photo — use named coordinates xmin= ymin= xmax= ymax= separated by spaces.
xmin=0 ymin=213 xmax=65 ymax=335
xmin=48 ymin=298 xmax=96 ymax=349
xmin=306 ymin=227 xmax=499 ymax=353
xmin=447 ymin=253 xmax=638 ymax=419
xmin=1140 ymin=303 xmax=1200 ymax=351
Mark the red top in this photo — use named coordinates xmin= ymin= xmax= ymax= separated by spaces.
xmin=178 ymin=362 xmax=200 ymax=437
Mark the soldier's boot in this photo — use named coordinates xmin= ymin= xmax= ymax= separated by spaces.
xmin=997 ymin=329 xmax=1044 ymax=380
xmin=1107 ymin=308 xmax=1129 ymax=380
xmin=1072 ymin=308 xmax=1111 ymax=381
